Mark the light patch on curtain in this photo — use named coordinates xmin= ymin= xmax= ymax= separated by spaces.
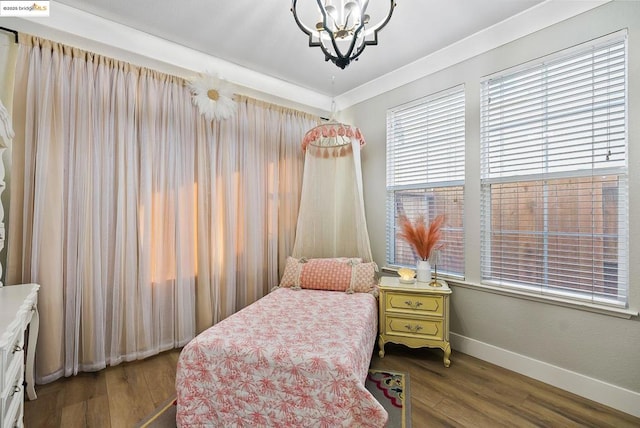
xmin=8 ymin=34 xmax=319 ymax=381
xmin=267 ymin=161 xmax=276 ymax=239
xmin=213 ymin=172 xmax=243 ymax=266
xmin=145 ymin=183 xmax=198 ymax=284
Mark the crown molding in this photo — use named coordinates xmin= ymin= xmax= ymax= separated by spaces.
xmin=335 ymin=0 xmax=611 ymax=110
xmin=4 ymin=1 xmax=610 ymax=113
xmin=5 ymin=1 xmax=333 ymax=114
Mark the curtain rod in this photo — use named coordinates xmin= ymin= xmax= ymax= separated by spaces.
xmin=0 ymin=27 xmax=18 ymax=43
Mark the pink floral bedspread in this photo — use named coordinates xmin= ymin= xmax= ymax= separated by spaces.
xmin=176 ymin=287 xmax=388 ymax=427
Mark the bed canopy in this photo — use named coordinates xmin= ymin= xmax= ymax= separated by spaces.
xmin=291 ymin=120 xmax=373 ymax=262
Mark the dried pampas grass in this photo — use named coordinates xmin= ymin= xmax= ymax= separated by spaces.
xmin=397 ymin=214 xmax=445 ymax=261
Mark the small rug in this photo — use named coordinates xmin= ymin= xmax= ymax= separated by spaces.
xmin=366 ymin=369 xmax=411 ymax=428
xmin=137 ymin=369 xmax=410 ymax=428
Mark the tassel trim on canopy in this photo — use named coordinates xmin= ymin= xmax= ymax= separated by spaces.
xmin=301 ymin=122 xmax=365 ymax=152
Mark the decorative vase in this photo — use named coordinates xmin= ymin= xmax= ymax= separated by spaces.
xmin=416 ymin=260 xmax=431 ymax=283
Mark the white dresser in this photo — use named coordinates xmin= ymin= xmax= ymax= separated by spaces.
xmin=0 ymin=284 xmax=40 ymax=428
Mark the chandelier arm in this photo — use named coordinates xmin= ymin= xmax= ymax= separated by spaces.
xmin=327 ymin=21 xmax=367 ymax=69
xmin=291 ymin=0 xmax=315 ymax=37
xmin=292 ymin=0 xmax=331 ymax=56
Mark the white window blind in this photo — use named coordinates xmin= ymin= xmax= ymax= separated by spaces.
xmin=386 ymin=86 xmax=465 ymax=275
xmin=480 ymin=33 xmax=628 ymax=306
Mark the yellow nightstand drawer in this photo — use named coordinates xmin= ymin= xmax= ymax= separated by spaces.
xmin=385 ymin=292 xmax=443 ymax=316
xmin=384 ymin=315 xmax=444 ymax=341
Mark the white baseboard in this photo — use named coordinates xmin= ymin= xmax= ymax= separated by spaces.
xmin=450 ymin=333 xmax=640 ymax=418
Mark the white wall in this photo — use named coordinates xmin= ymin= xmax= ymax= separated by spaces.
xmin=343 ymin=0 xmax=640 ymax=417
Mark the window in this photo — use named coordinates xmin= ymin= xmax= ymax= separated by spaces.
xmin=480 ymin=33 xmax=628 ymax=306
xmin=386 ymin=86 xmax=465 ymax=276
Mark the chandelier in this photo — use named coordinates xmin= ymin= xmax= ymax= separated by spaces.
xmin=291 ymin=0 xmax=396 ymax=69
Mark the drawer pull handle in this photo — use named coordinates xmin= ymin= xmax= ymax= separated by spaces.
xmin=404 ymin=300 xmax=423 ymax=309
xmin=404 ymin=324 xmax=423 ymax=333
xmin=12 ymin=345 xmax=23 ymax=353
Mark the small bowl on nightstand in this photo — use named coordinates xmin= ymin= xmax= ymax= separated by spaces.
xmin=398 ymin=277 xmax=416 ymax=284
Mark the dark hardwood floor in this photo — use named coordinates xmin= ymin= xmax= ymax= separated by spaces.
xmin=24 ymin=345 xmax=639 ymax=427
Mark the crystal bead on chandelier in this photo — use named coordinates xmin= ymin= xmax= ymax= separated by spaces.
xmin=291 ymin=0 xmax=396 ymax=69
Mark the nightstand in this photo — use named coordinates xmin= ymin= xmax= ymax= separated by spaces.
xmin=378 ymin=276 xmax=452 ymax=367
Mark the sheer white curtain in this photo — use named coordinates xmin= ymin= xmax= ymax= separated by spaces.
xmin=194 ymin=99 xmax=313 ymax=331
xmin=292 ymin=123 xmax=373 ymax=261
xmin=7 ymin=35 xmax=317 ymax=383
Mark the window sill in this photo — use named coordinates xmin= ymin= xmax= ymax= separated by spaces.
xmin=380 ymin=266 xmax=638 ymax=319
xmin=451 ymin=280 xmax=638 ymax=319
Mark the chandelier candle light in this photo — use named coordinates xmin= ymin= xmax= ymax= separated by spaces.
xmin=291 ymin=0 xmax=396 ymax=69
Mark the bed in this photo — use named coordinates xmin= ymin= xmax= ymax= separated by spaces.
xmin=175 ymin=285 xmax=388 ymax=427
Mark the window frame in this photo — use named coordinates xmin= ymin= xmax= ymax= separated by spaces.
xmin=479 ymin=31 xmax=629 ymax=308
xmin=385 ymin=85 xmax=466 ymax=277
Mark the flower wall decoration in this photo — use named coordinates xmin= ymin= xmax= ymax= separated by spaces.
xmin=188 ymin=73 xmax=237 ymax=121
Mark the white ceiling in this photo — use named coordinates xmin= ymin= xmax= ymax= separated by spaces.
xmin=10 ymin=1 xmax=609 ymax=111
xmin=53 ymin=0 xmax=544 ymax=96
